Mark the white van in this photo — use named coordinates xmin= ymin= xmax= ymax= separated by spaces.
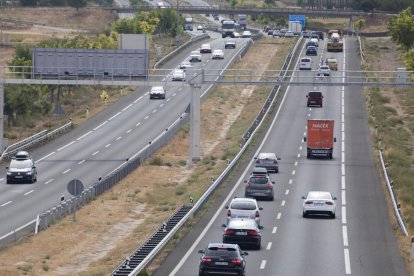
xmin=299 ymin=57 xmax=312 ymax=70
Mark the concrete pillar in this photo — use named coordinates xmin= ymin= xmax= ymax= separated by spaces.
xmin=189 ymin=84 xmax=201 ymax=168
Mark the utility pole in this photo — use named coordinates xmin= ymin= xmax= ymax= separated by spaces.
xmin=188 ymin=83 xmax=201 ymax=168
xmin=176 ymin=0 xmax=180 ymax=47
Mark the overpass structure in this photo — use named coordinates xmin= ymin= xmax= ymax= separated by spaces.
xmin=108 ymin=5 xmax=370 ymax=18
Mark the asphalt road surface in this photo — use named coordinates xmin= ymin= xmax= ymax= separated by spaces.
xmin=0 ymin=31 xmax=252 ymax=239
xmin=154 ymin=36 xmax=408 ymax=276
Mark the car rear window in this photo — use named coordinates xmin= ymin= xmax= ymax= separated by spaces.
xmin=308 ymin=192 xmax=331 ymax=200
xmin=249 ymin=176 xmax=268 ymax=184
xmin=308 ymin=92 xmax=322 ymax=97
xmin=301 ymin=58 xmax=311 ymax=63
xmin=206 ymin=248 xmax=238 ymax=258
xmin=230 ymin=202 xmax=256 ymax=210
xmin=10 ymin=159 xmax=32 ymax=169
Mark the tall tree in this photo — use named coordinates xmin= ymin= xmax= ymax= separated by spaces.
xmin=388 ymin=7 xmax=414 ymax=51
xmin=67 ymin=0 xmax=87 ymax=11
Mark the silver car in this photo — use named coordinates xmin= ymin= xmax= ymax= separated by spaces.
xmin=302 ymin=191 xmax=337 ymax=218
xmin=254 ymin=152 xmax=281 ymax=173
xmin=225 ymin=197 xmax=263 ymax=226
xmin=244 ymin=174 xmax=274 ymax=201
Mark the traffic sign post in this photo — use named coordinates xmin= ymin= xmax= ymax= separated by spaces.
xmin=67 ymin=179 xmax=84 ymax=222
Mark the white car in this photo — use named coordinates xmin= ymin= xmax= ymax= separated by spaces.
xmin=224 ymin=40 xmax=236 ymax=49
xmin=241 ymin=30 xmax=252 ymax=38
xmin=149 ymin=86 xmax=165 ymax=99
xmin=302 ymin=191 xmax=337 ymax=218
xmin=284 ymin=30 xmax=294 ymax=37
xmin=310 ymin=38 xmax=319 ymax=47
xmin=233 ymin=32 xmax=241 ymax=38
xmin=299 ymin=57 xmax=312 ymax=70
xmin=211 ymin=49 xmax=224 ymax=59
xmin=317 ymin=64 xmax=331 ymax=76
xmin=179 ymin=61 xmax=192 ymax=70
xmin=189 ymin=50 xmax=201 ymax=62
xmin=200 ymin=43 xmax=212 ymax=53
xmin=172 ymin=69 xmax=186 ymax=81
xmin=197 ymin=25 xmax=204 ymax=31
xmin=225 ymin=197 xmax=263 ymax=226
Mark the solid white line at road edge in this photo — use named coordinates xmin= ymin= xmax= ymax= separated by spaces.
xmin=169 ymin=62 xmax=294 ymax=276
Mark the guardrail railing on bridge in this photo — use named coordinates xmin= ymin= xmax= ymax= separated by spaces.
xmin=1 ymin=66 xmax=413 ymax=87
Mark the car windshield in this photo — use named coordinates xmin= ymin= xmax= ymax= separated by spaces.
xmin=10 ymin=159 xmax=32 ymax=169
xmin=230 ymin=201 xmax=256 ymax=210
xmin=249 ymin=177 xmax=268 ymax=184
xmin=308 ymin=192 xmax=331 ymax=200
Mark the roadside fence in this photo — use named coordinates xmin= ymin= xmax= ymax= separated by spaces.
xmin=368 ymin=93 xmax=409 ymax=236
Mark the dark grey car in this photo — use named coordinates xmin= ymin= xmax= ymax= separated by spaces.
xmin=244 ymin=174 xmax=274 ymax=200
xmin=254 ymin=152 xmax=281 ymax=173
xmin=6 ymin=152 xmax=37 ymax=184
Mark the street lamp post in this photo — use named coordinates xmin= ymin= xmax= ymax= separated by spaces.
xmin=176 ymin=0 xmax=180 ymax=47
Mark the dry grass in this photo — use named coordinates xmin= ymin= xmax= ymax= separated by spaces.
xmin=0 ymin=7 xmax=114 ymax=33
xmin=362 ymin=37 xmax=414 ymax=275
xmin=0 ymin=36 xmax=294 ymax=275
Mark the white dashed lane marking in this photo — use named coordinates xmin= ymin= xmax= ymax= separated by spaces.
xmin=57 ymin=141 xmax=75 ymax=151
xmin=277 ymin=212 xmax=282 ymax=220
xmin=77 ymin=131 xmax=92 ymax=141
xmin=116 ymin=137 xmax=122 ymax=141
xmin=92 ymin=151 xmax=99 ymax=155
xmin=144 ymin=116 xmax=149 ymax=120
xmin=260 ymin=260 xmax=266 ymax=269
xmin=108 ymin=112 xmax=121 ymax=121
xmin=281 ymin=200 xmax=286 ymax=206
xmin=24 ymin=190 xmax=34 ymax=196
xmin=342 ymin=225 xmax=349 ymax=247
xmin=45 ymin=179 xmax=54 ymax=184
xmin=78 ymin=160 xmax=85 ymax=165
xmin=105 ymin=144 xmax=111 ymax=148
xmin=93 ymin=121 xmax=107 ymax=131
xmin=285 ymin=189 xmax=289 ymax=195
xmin=288 ymin=179 xmax=293 ymax=185
xmin=122 ymin=104 xmax=133 ymax=111
xmin=136 ymin=122 xmax=141 ymax=127
xmin=63 ymin=169 xmax=71 ymax=174
xmin=272 ymin=227 xmax=277 ymax=234
xmin=1 ymin=201 xmax=12 ymax=207
xmin=266 ymin=242 xmax=272 ymax=250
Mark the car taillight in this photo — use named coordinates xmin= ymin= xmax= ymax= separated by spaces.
xmin=201 ymin=258 xmax=212 ymax=263
xmin=245 ymin=182 xmax=250 ymax=188
xmin=225 ymin=229 xmax=234 ymax=235
xmin=255 ymin=160 xmax=260 ymax=164
xmin=231 ymin=259 xmax=242 ymax=265
xmin=325 ymin=201 xmax=334 ymax=205
xmin=273 ymin=160 xmax=278 ymax=164
xmin=247 ymin=230 xmax=260 ymax=236
xmin=268 ymin=183 xmax=273 ymax=189
xmin=255 ymin=211 xmax=260 ymax=218
xmin=227 ymin=209 xmax=231 ymax=216
xmin=305 ymin=201 xmax=313 ymax=204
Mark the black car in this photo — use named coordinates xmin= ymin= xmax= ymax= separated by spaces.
xmin=306 ymin=46 xmax=317 ymax=56
xmin=222 ymin=218 xmax=262 ymax=249
xmin=311 ymin=31 xmax=324 ymax=40
xmin=198 ymin=243 xmax=248 ymax=276
xmin=6 ymin=151 xmax=37 ymax=184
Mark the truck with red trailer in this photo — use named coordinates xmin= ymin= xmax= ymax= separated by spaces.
xmin=304 ymin=119 xmax=336 ymax=159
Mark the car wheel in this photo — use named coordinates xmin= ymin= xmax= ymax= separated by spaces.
xmin=331 ymin=213 xmax=336 ymax=219
xmin=256 ymin=241 xmax=261 ymax=250
xmin=303 ymin=211 xmax=307 ymax=218
xmin=329 ymin=153 xmax=333 ymax=159
xmin=269 ymin=195 xmax=274 ymax=201
xmin=6 ymin=180 xmax=10 ymax=184
xmin=275 ymin=168 xmax=279 ymax=173
xmin=307 ymin=153 xmax=311 ymax=158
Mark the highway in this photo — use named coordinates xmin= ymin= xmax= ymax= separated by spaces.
xmin=154 ymin=36 xmax=408 ymax=276
xmin=0 ymin=31 xmax=252 ymax=239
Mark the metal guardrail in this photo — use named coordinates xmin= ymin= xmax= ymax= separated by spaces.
xmin=112 ymin=205 xmax=193 ymax=275
xmin=2 ymin=65 xmax=413 ymax=87
xmin=0 ymin=121 xmax=73 ymax=161
xmin=153 ymin=33 xmax=210 ymax=69
xmin=379 ymin=150 xmax=409 ymax=236
xmin=358 ymin=35 xmax=365 ymax=62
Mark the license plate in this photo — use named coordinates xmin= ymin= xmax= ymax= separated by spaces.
xmin=215 ymin=262 xmax=228 ymax=265
xmin=315 ymin=203 xmax=324 ymax=206
xmin=15 ymin=176 xmax=23 ymax=178
xmin=236 ymin=232 xmax=247 ymax=235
